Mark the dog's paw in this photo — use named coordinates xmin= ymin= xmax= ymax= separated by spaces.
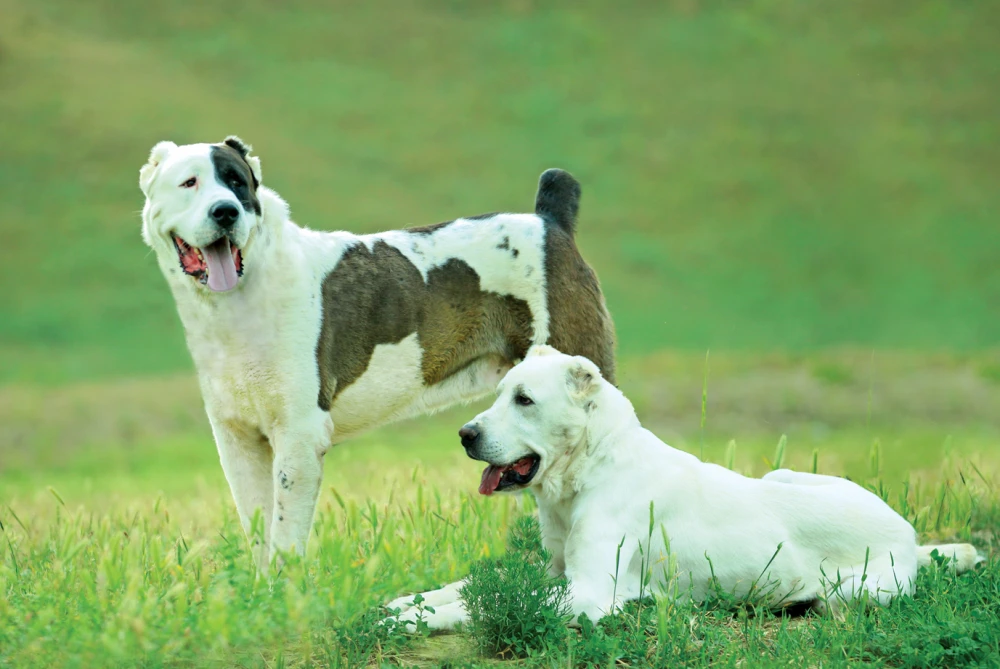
xmin=378 ymin=615 xmax=411 ymax=634
xmin=384 ymin=593 xmax=419 ymax=615
xmin=379 ymin=608 xmax=423 ymax=634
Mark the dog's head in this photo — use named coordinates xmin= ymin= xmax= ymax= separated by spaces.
xmin=139 ymin=137 xmax=264 ymax=293
xmin=460 ymin=346 xmax=605 ymax=498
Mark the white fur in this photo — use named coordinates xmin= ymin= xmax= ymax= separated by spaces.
xmin=386 ymin=347 xmax=984 ymax=631
xmin=140 ymin=142 xmax=552 ymax=568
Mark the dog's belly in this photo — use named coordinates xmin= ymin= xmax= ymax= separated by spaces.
xmin=329 ymin=333 xmax=506 ymax=442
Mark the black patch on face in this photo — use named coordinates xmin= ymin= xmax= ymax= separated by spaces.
xmin=211 ymin=144 xmax=261 ymax=216
xmin=315 ymin=241 xmax=533 ymax=411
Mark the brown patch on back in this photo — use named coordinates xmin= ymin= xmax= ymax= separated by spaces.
xmin=419 ymin=259 xmax=533 ymax=384
xmin=543 ymin=226 xmax=617 ymax=384
xmin=315 ymin=241 xmax=533 ymax=411
xmin=408 ymin=212 xmax=500 ymax=235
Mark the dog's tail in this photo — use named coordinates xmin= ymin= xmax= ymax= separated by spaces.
xmin=535 ymin=169 xmax=581 ymax=235
xmin=917 ymin=543 xmax=984 ymax=573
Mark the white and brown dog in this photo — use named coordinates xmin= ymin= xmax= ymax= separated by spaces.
xmin=386 ymin=346 xmax=984 ymax=630
xmin=139 ymin=137 xmax=615 ymax=568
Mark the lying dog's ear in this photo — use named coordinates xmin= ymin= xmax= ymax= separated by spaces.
xmin=223 ymin=135 xmax=262 ymax=188
xmin=566 ymin=356 xmax=601 ymax=401
xmin=527 ymin=344 xmax=560 ymax=358
xmin=139 ymin=140 xmax=178 ymax=196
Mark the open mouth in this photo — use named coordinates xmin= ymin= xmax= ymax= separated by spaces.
xmin=478 ymin=454 xmax=540 ymax=496
xmin=173 ymin=234 xmax=243 ymax=292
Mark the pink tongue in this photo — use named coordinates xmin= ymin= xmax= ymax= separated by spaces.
xmin=479 ymin=465 xmax=504 ymax=496
xmin=204 ymin=240 xmax=238 ymax=292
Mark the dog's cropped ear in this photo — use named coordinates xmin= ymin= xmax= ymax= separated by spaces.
xmin=566 ymin=355 xmax=601 ymax=401
xmin=526 ymin=344 xmax=560 ymax=359
xmin=139 ymin=141 xmax=177 ymax=196
xmin=224 ymin=135 xmax=262 ymax=187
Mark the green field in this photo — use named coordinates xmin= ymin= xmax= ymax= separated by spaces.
xmin=2 ymin=0 xmax=1000 ymax=666
xmin=2 ymin=0 xmax=1000 ymax=382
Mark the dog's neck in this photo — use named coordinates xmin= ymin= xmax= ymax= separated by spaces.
xmin=533 ymin=382 xmax=640 ymax=506
xmin=585 ymin=383 xmax=640 ymax=450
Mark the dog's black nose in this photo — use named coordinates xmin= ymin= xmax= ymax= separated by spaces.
xmin=210 ymin=202 xmax=240 ymax=228
xmin=459 ymin=425 xmax=480 ymax=449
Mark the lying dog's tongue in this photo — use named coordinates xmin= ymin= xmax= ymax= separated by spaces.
xmin=479 ymin=465 xmax=505 ymax=496
xmin=479 ymin=456 xmax=537 ymax=496
xmin=204 ymin=239 xmax=239 ymax=292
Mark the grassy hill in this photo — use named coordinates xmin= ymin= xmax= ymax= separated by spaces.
xmin=1 ymin=0 xmax=998 ymax=383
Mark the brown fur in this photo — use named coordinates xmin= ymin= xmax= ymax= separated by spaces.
xmin=543 ymin=226 xmax=617 ymax=384
xmin=315 ymin=240 xmax=534 ymax=411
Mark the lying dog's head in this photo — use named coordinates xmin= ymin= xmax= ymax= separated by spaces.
xmin=139 ymin=137 xmax=264 ymax=293
xmin=460 ymin=345 xmax=605 ymax=497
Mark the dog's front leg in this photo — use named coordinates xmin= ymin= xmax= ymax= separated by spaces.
xmin=384 ymin=580 xmax=469 ymax=632
xmin=564 ymin=533 xmax=636 ymax=625
xmin=269 ymin=413 xmax=333 ymax=562
xmin=210 ymin=417 xmax=275 ymax=570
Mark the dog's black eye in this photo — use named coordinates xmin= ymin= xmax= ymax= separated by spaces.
xmin=180 ymin=177 xmax=197 ymax=188
xmin=515 ymin=393 xmax=534 ymax=407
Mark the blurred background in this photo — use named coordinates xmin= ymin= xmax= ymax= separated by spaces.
xmin=2 ymin=0 xmax=999 ymax=495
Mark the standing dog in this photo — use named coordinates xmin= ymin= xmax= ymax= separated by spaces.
xmin=139 ymin=138 xmax=615 ymax=568
xmin=386 ymin=346 xmax=983 ymax=630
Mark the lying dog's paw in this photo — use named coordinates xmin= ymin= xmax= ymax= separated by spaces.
xmin=379 ymin=606 xmax=427 ymax=634
xmin=384 ymin=593 xmax=419 ymax=615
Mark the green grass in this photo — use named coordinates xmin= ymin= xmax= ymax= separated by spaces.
xmin=3 ymin=354 xmax=1000 ymax=667
xmin=2 ymin=421 xmax=998 ymax=668
xmin=1 ymin=0 xmax=999 ymax=383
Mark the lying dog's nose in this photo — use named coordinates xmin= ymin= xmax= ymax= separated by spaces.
xmin=210 ymin=202 xmax=240 ymax=229
xmin=459 ymin=425 xmax=480 ymax=449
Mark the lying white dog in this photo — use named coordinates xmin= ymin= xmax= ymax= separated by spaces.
xmin=386 ymin=346 xmax=983 ymax=630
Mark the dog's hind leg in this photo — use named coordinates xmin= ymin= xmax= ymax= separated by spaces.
xmin=917 ymin=544 xmax=984 ymax=573
xmin=211 ymin=417 xmax=275 ymax=571
xmin=818 ymin=552 xmax=917 ymax=617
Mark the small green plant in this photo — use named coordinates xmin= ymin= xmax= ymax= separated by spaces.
xmin=324 ymin=606 xmax=409 ymax=668
xmin=570 ymin=612 xmax=621 ymax=667
xmin=460 ymin=515 xmax=571 ymax=659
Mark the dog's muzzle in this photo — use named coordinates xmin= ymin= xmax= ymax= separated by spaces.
xmin=459 ymin=423 xmax=540 ymax=496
